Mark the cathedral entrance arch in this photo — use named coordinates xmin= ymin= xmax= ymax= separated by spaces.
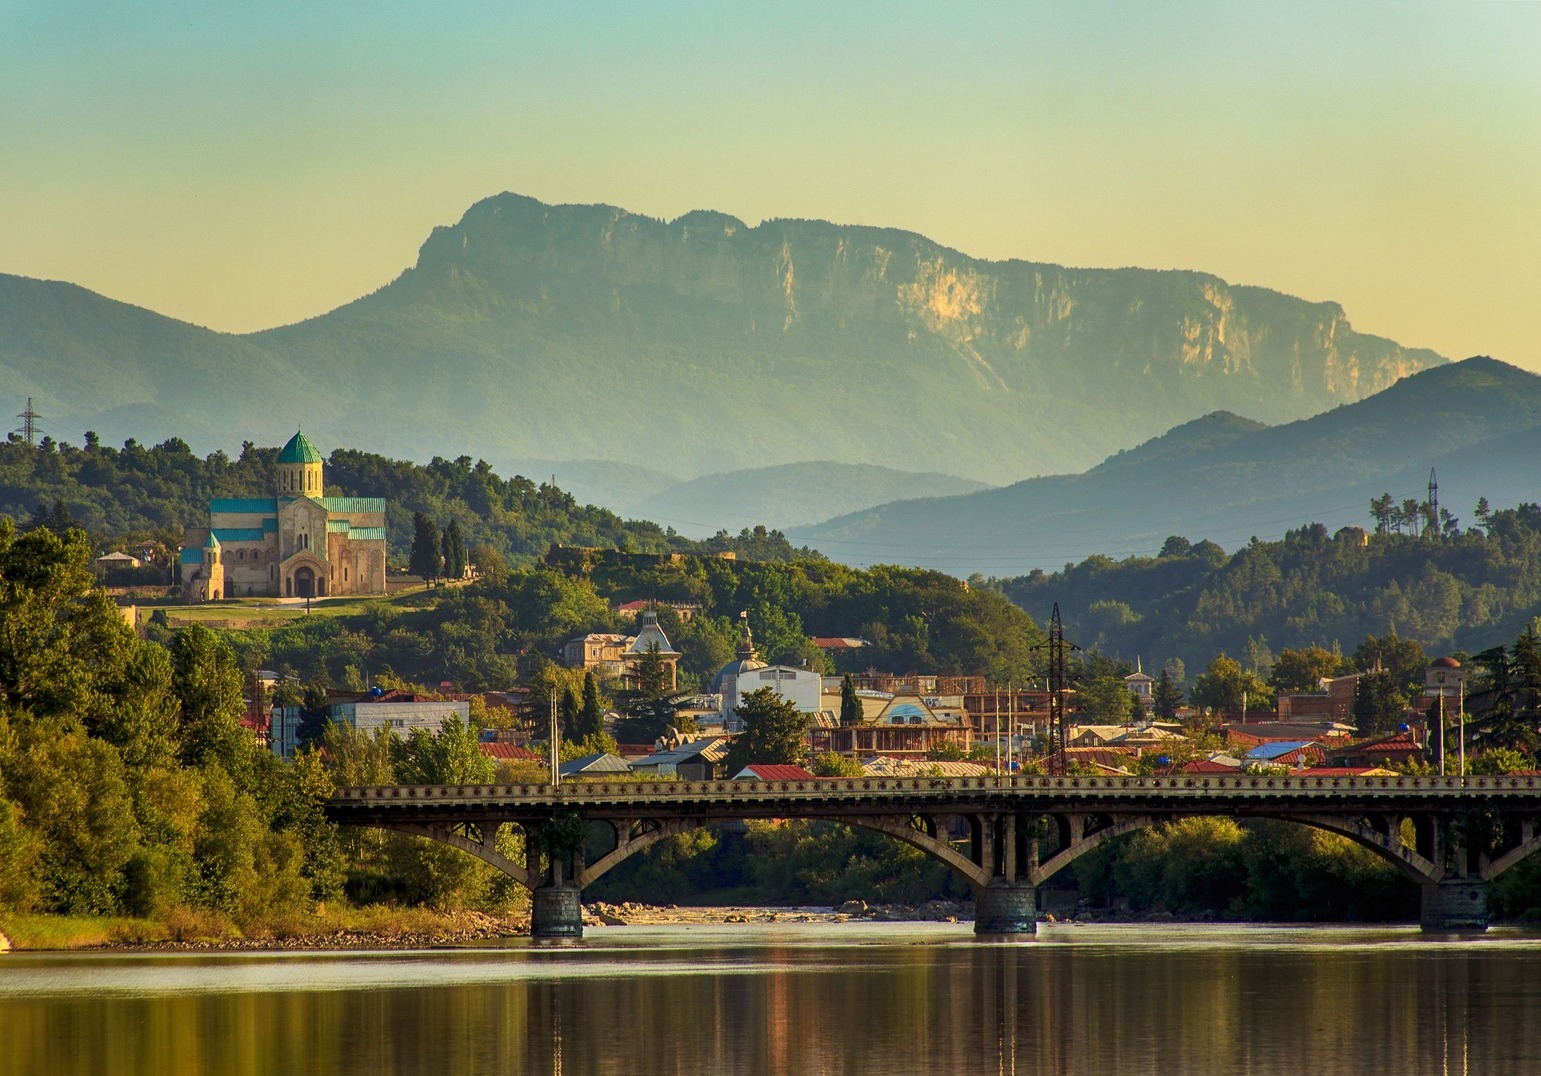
xmin=294 ymin=566 xmax=316 ymax=598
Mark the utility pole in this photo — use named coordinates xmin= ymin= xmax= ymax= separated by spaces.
xmin=549 ymin=691 xmax=561 ymax=786
xmin=1043 ymin=603 xmax=1080 ymax=776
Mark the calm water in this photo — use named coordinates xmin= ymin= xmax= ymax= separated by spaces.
xmin=2 ymin=922 xmax=1539 ymax=1075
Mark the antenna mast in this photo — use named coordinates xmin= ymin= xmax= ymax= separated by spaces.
xmin=1427 ymin=468 xmax=1439 ymax=537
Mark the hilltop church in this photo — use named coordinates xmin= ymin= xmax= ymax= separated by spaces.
xmin=179 ymin=431 xmax=388 ymax=601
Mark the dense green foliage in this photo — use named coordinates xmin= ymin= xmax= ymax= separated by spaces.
xmin=1072 ymin=818 xmax=1417 ymax=921
xmin=227 ymin=549 xmax=1046 ymax=694
xmin=0 ymin=436 xmax=814 ymax=567
xmin=0 ymin=522 xmax=336 ymax=924
xmin=999 ymin=503 xmax=1541 ymax=680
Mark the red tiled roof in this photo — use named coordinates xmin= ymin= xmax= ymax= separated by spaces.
xmin=1062 ymin=747 xmax=1136 ymax=770
xmin=1299 ymin=767 xmax=1393 ymax=776
xmin=738 ymin=764 xmax=817 ymax=781
xmin=480 ymin=743 xmax=543 ymax=762
xmin=1181 ymin=760 xmax=1241 ymax=773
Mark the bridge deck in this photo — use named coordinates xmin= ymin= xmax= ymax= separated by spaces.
xmin=328 ymin=774 xmax=1541 ymax=823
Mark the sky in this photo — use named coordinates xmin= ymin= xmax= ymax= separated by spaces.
xmin=2 ymin=2 xmax=1538 ymax=368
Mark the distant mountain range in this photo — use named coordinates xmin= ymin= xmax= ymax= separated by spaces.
xmin=2 ymin=192 xmax=1441 ymax=487
xmin=791 ymin=357 xmax=1541 ymax=576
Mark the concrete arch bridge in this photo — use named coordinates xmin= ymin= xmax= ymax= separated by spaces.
xmin=325 ymin=774 xmax=1541 ymax=939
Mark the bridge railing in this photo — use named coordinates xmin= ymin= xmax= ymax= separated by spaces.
xmin=329 ymin=773 xmax=1541 ymax=805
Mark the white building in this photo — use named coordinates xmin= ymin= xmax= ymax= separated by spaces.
xmin=710 ymin=612 xmax=821 ymax=731
xmin=270 ymin=691 xmax=470 ymax=759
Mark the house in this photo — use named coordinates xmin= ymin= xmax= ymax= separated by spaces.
xmin=809 ymin=692 xmax=971 ymax=762
xmin=479 ymin=742 xmax=544 ymax=764
xmin=562 ymin=610 xmax=681 ymax=690
xmin=1061 ymin=746 xmax=1138 ymax=772
xmin=1328 ymin=729 xmax=1427 ymax=769
xmin=733 ymin=764 xmax=817 ymax=781
xmin=710 ymin=613 xmax=819 ymax=729
xmin=1275 ymin=673 xmax=1364 ymax=721
xmin=96 ymin=551 xmax=142 ymax=571
xmin=559 ymin=752 xmax=633 ymax=779
xmin=269 ymin=689 xmax=470 ymax=760
xmin=860 ymin=756 xmax=994 ymax=778
xmin=629 ymin=736 xmax=734 ymax=781
xmin=613 ymin=599 xmax=699 ymax=622
xmin=1244 ymin=741 xmax=1326 ymax=768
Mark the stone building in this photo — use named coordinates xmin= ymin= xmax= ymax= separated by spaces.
xmin=179 ymin=430 xmax=388 ymax=601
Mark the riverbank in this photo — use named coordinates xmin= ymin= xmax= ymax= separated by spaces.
xmin=0 ymin=900 xmax=977 ymax=952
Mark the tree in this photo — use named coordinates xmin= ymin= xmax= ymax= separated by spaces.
xmin=397 ymin=716 xmax=496 ymax=785
xmin=576 ymin=671 xmax=606 ymax=743
xmin=170 ymin=624 xmax=249 ymax=776
xmin=1269 ymin=646 xmax=1345 ymax=695
xmin=1075 ymin=672 xmax=1140 ymax=724
xmin=1189 ymin=654 xmax=1273 ymax=715
xmin=1352 ymin=632 xmax=1427 ymax=696
xmin=1152 ymin=669 xmax=1184 ymax=720
xmin=1351 ymin=669 xmax=1407 ymax=736
xmin=839 ymin=673 xmax=863 ymax=727
xmin=409 ymin=512 xmax=441 ymax=581
xmin=559 ymin=685 xmax=580 ymax=740
xmin=727 ymin=687 xmax=810 ymax=770
xmin=811 ymin=752 xmax=864 ymax=777
xmin=441 ymin=520 xmax=467 ymax=580
xmin=628 ymin=641 xmax=672 ymax=700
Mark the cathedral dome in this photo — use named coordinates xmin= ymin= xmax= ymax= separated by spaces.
xmin=277 ymin=430 xmax=323 ymax=464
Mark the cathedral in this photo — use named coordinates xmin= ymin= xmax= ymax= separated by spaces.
xmin=179 ymin=431 xmax=388 ymax=601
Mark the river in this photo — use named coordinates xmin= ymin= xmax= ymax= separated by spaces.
xmin=2 ymin=922 xmax=1538 ymax=1075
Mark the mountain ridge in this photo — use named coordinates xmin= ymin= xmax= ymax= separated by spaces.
xmin=4 ymin=192 xmax=1443 ymax=483
xmin=793 ymin=357 xmax=1541 ymax=575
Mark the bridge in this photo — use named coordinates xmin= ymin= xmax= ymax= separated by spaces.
xmin=325 ymin=773 xmax=1541 ymax=939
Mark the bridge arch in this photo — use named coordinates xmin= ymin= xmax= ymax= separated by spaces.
xmin=1021 ymin=810 xmax=1447 ymax=888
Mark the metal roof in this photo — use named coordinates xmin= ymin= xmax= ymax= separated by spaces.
xmin=277 ymin=430 xmax=323 ymax=464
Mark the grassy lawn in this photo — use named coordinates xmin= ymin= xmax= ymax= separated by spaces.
xmin=139 ymin=587 xmax=439 ymax=630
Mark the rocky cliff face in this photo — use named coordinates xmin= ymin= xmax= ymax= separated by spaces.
xmin=7 ymin=193 xmax=1442 ymax=485
xmin=373 ymin=193 xmax=1435 ymax=417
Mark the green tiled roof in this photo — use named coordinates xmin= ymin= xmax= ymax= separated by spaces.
xmin=210 ymin=498 xmax=278 ymax=515
xmin=346 ymin=527 xmax=387 ymax=542
xmin=277 ymin=430 xmax=323 ymax=464
xmin=325 ymin=520 xmax=350 ymax=533
xmin=321 ymin=497 xmax=386 ymax=513
xmin=211 ymin=528 xmax=267 ymax=543
xmin=180 ymin=548 xmax=203 ymax=565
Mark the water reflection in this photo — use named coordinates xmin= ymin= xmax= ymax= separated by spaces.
xmin=1 ymin=924 xmax=1538 ymax=1075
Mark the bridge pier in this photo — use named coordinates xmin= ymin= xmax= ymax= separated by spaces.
xmin=531 ymin=885 xmax=584 ymax=940
xmin=974 ymin=879 xmax=1038 ymax=936
xmin=1421 ymin=879 xmax=1488 ymax=933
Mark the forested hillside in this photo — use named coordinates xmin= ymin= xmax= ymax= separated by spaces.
xmin=0 ymin=435 xmax=814 ymax=565
xmin=997 ymin=501 xmax=1541 ymax=677
xmin=220 ymin=549 xmax=1044 ymax=695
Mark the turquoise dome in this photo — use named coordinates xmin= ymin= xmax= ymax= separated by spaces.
xmin=277 ymin=430 xmax=323 ymax=464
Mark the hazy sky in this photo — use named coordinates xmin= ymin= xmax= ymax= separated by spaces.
xmin=3 ymin=2 xmax=1537 ymax=368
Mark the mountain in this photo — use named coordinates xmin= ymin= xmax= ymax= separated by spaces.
xmin=792 ymin=357 xmax=1541 ymax=576
xmin=3 ymin=194 xmax=1441 ymax=485
xmin=631 ymin=461 xmax=991 ymax=537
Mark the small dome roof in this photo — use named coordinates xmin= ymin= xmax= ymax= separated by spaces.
xmin=1430 ymin=656 xmax=1462 ymax=668
xmin=277 ymin=430 xmax=323 ymax=464
xmin=711 ymin=656 xmax=766 ymax=693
